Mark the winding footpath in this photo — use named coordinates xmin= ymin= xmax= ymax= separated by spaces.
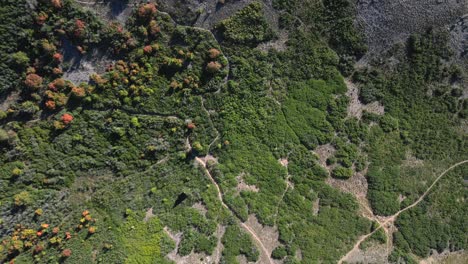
xmin=199 ymin=96 xmax=220 ymax=153
xmin=338 ymin=160 xmax=468 ymax=264
xmin=195 ymin=157 xmax=274 ymax=264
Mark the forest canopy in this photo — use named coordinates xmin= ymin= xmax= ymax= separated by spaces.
xmin=0 ymin=0 xmax=466 ymax=264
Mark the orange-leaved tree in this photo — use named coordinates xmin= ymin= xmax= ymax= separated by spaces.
xmin=61 ymin=113 xmax=74 ymax=125
xmin=24 ymin=74 xmax=43 ymax=90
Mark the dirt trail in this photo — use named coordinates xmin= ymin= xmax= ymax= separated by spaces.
xmin=338 ymin=160 xmax=468 ymax=264
xmin=212 ymin=225 xmax=226 ymax=264
xmin=200 ymin=95 xmax=220 ymax=153
xmin=273 ymin=157 xmax=292 ymax=225
xmin=195 ymin=157 xmax=274 ymax=264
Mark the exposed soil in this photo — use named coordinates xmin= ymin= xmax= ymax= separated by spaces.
xmin=295 ymin=249 xmax=302 ymax=261
xmin=278 ymin=158 xmax=289 ymax=167
xmin=236 ymin=254 xmax=249 ymax=264
xmin=235 ymin=173 xmax=260 ymax=195
xmin=0 ymin=91 xmax=19 ymax=111
xmin=313 ymin=144 xmax=336 ymax=172
xmin=66 ymin=2 xmax=468 ymax=264
xmin=211 ymin=225 xmax=226 ymax=264
xmin=195 ymin=156 xmax=275 ymax=264
xmin=398 ymin=194 xmax=407 ymax=203
xmin=257 ymin=30 xmax=289 ymax=52
xmin=164 ymin=224 xmax=225 ymax=264
xmin=344 ymin=241 xmax=389 ymax=264
xmin=312 ymin=198 xmax=320 ymax=216
xmin=143 ymin=207 xmax=154 ymax=222
xmin=164 ymin=227 xmax=206 ymax=264
xmin=450 ymin=14 xmax=468 ymax=59
xmin=345 ymin=79 xmax=384 ymax=119
xmin=274 ymin=157 xmax=292 ymax=225
xmin=403 ymin=151 xmax=425 ymax=167
xmin=419 ymin=250 xmax=467 ymax=264
xmin=339 ymin=160 xmax=468 ymax=264
xmin=326 ymin=168 xmax=372 ymax=219
xmin=244 ymin=214 xmax=283 ymax=264
xmin=199 ymin=154 xmax=218 ymax=166
xmin=191 ymin=202 xmax=208 ymax=216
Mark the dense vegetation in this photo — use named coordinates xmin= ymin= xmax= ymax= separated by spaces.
xmin=0 ymin=0 xmax=33 ymax=94
xmin=0 ymin=0 xmax=466 ymax=263
xmin=355 ymin=30 xmax=468 ymax=262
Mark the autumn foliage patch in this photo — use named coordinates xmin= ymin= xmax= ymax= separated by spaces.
xmin=24 ymin=74 xmax=43 ymax=90
xmin=138 ymin=3 xmax=157 ymax=19
xmin=61 ymin=113 xmax=74 ymax=125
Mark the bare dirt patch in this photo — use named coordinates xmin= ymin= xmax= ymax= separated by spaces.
xmin=192 ymin=202 xmax=208 ymax=216
xmin=144 ymin=207 xmax=154 ymax=222
xmin=195 ymin=156 xmax=274 ymax=264
xmin=199 ymin=154 xmax=218 ymax=166
xmin=274 ymin=157 xmax=293 ymax=225
xmin=403 ymin=151 xmax=425 ymax=167
xmin=236 ymin=254 xmax=249 ymax=264
xmin=69 ymin=1 xmax=131 ymax=85
xmin=398 ymin=194 xmax=407 ymax=203
xmin=295 ymin=249 xmax=302 ymax=261
xmin=326 ymin=169 xmax=372 ymax=219
xmin=339 ymin=160 xmax=468 ymax=264
xmin=164 ymin=226 xmax=182 ymax=252
xmin=195 ymin=0 xmax=255 ymax=29
xmin=164 ymin=227 xmax=210 ymax=264
xmin=313 ymin=144 xmax=336 ymax=172
xmin=0 ymin=91 xmax=19 ymax=112
xmin=210 ymin=225 xmax=226 ymax=264
xmin=346 ymin=79 xmax=384 ymax=119
xmin=344 ymin=242 xmax=389 ymax=264
xmin=419 ymin=250 xmax=467 ymax=264
xmin=243 ymin=214 xmax=283 ymax=264
xmin=312 ymin=198 xmax=320 ymax=216
xmin=236 ymin=173 xmax=259 ymax=195
xmin=257 ymin=30 xmax=289 ymax=52
xmin=164 ymin=224 xmax=225 ymax=264
xmin=278 ymin=158 xmax=289 ymax=167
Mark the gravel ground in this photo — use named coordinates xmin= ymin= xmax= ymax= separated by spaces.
xmin=449 ymin=14 xmax=468 ymax=65
xmin=357 ymin=0 xmax=467 ymax=56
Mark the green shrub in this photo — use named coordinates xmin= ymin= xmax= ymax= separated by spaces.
xmin=0 ymin=129 xmax=8 ymax=142
xmin=271 ymin=245 xmax=287 ymax=259
xmin=222 ymin=225 xmax=259 ymax=263
xmin=11 ymin=51 xmax=29 ymax=68
xmin=331 ymin=166 xmax=353 ymax=179
xmin=13 ymin=191 xmax=33 ymax=207
xmin=217 ymin=2 xmax=274 ymax=46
